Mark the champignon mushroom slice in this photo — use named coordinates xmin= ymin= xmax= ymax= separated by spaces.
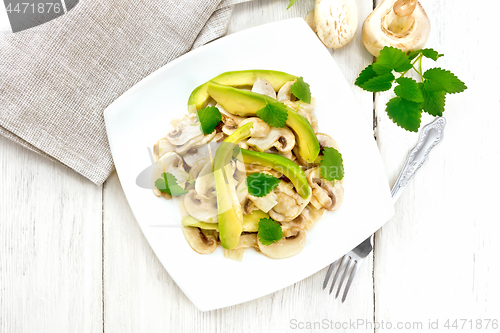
xmin=153 ymin=137 xmax=175 ymax=161
xmin=305 ymin=167 xmax=344 ymax=211
xmin=239 ymin=117 xmax=271 ymax=138
xmin=224 ymin=233 xmax=258 ymax=261
xmin=248 ymin=192 xmax=278 ymax=213
xmin=362 ymin=0 xmax=430 ymax=57
xmin=175 ymin=134 xmax=205 ymax=155
xmin=316 ymin=133 xmax=340 ymax=150
xmin=242 ymin=197 xmax=259 ymax=215
xmin=277 ymin=81 xmax=297 ymax=102
xmin=258 ymin=227 xmax=306 ymax=259
xmin=247 ymin=127 xmax=295 ymax=153
xmin=151 ymin=152 xmax=190 ymax=191
xmin=167 ymin=113 xmax=204 ymax=146
xmin=252 ymin=78 xmax=277 ymax=99
xmin=182 ymin=227 xmax=217 ymax=254
xmin=217 ymin=103 xmax=245 ymax=125
xmin=268 ymin=181 xmax=311 ymax=222
xmin=195 ymin=161 xmax=216 ymax=198
xmin=184 ymin=189 xmax=218 ymax=223
xmin=282 ymin=204 xmax=325 ymax=230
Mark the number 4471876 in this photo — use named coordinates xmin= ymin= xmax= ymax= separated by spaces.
xmin=6 ymin=2 xmax=62 ymax=14
xmin=444 ymin=319 xmax=498 ymax=330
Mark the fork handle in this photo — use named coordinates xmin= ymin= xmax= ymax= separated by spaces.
xmin=390 ymin=117 xmax=446 ymax=204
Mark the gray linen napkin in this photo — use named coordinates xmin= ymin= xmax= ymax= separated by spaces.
xmin=0 ymin=0 xmax=249 ymax=185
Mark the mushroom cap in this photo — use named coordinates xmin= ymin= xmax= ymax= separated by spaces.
xmin=151 ymin=152 xmax=190 ymax=193
xmin=239 ymin=117 xmax=271 ymax=138
xmin=184 ymin=189 xmax=218 ymax=223
xmin=315 ymin=0 xmax=359 ymax=50
xmin=247 ymin=127 xmax=295 ymax=153
xmin=258 ymin=227 xmax=306 ymax=259
xmin=194 ymin=161 xmax=216 ymax=199
xmin=268 ymin=181 xmax=311 ymax=222
xmin=167 ymin=113 xmax=203 ymax=146
xmin=277 ymin=80 xmax=297 ymax=102
xmin=305 ymin=167 xmax=344 ymax=211
xmin=182 ymin=227 xmax=218 ymax=254
xmin=251 ymin=78 xmax=277 ymax=99
xmin=362 ymin=0 xmax=430 ymax=57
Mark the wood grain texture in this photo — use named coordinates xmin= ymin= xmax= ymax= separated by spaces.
xmin=102 ymin=0 xmax=376 ymax=332
xmin=0 ymin=136 xmax=103 ymax=333
xmin=373 ymin=0 xmax=500 ymax=330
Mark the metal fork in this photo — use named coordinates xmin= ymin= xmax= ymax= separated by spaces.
xmin=323 ymin=117 xmax=447 ymax=302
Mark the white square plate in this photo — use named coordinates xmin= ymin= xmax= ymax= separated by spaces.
xmin=104 ymin=18 xmax=394 ymax=311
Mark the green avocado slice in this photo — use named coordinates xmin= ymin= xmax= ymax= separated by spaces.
xmin=206 ymin=81 xmax=320 ymax=163
xmin=238 ymin=149 xmax=311 ymax=199
xmin=188 ymin=70 xmax=298 ymax=111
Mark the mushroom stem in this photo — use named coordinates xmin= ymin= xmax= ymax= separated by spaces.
xmin=387 ymin=0 xmax=416 ymax=34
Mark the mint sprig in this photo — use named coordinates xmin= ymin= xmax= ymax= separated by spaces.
xmin=355 ymin=46 xmax=467 ymax=132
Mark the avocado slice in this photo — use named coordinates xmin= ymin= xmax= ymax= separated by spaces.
xmin=188 ymin=70 xmax=298 ymax=111
xmin=206 ymin=81 xmax=320 ymax=163
xmin=181 ymin=210 xmax=269 ymax=232
xmin=238 ymin=149 xmax=311 ymax=199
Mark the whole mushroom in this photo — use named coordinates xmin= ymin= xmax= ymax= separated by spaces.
xmin=362 ymin=0 xmax=430 ymax=57
xmin=311 ymin=0 xmax=359 ymax=50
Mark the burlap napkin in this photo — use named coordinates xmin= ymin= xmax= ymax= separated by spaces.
xmin=0 ymin=0 xmax=250 ymax=185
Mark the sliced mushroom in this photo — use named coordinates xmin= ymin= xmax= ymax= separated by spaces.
xmin=277 ymin=81 xmax=297 ymax=102
xmin=182 ymin=227 xmax=217 ymax=254
xmin=268 ymin=181 xmax=311 ymax=222
xmin=316 ymin=133 xmax=340 ymax=150
xmin=218 ymin=103 xmax=245 ymax=125
xmin=248 ymin=192 xmax=279 ymax=213
xmin=184 ymin=189 xmax=218 ymax=223
xmin=251 ymin=78 xmax=277 ymax=99
xmin=305 ymin=167 xmax=344 ymax=211
xmin=239 ymin=117 xmax=271 ymax=138
xmin=167 ymin=113 xmax=204 ymax=146
xmin=223 ymin=233 xmax=258 ymax=261
xmin=362 ymin=0 xmax=430 ymax=57
xmin=282 ymin=204 xmax=325 ymax=230
xmin=258 ymin=227 xmax=306 ymax=259
xmin=153 ymin=137 xmax=175 ymax=162
xmin=242 ymin=197 xmax=259 ymax=215
xmin=151 ymin=152 xmax=190 ymax=193
xmin=195 ymin=161 xmax=216 ymax=198
xmin=283 ymin=100 xmax=319 ymax=133
xmin=247 ymin=127 xmax=295 ymax=153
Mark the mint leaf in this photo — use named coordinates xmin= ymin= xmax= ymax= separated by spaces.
xmin=386 ymin=97 xmax=422 ymax=132
xmin=423 ymin=68 xmax=467 ymax=94
xmin=356 ymin=72 xmax=395 ymax=92
xmin=394 ymin=77 xmax=424 ymax=103
xmin=407 ymin=50 xmax=421 ymax=61
xmin=258 ymin=218 xmax=283 ymax=246
xmin=290 ymin=77 xmax=311 ymax=104
xmin=286 ymin=0 xmax=298 ymax=9
xmin=373 ymin=46 xmax=413 ymax=74
xmin=246 ymin=172 xmax=281 ymax=198
xmin=320 ymin=147 xmax=344 ymax=182
xmin=256 ymin=101 xmax=288 ymax=128
xmin=197 ymin=106 xmax=222 ymax=134
xmin=421 ymin=48 xmax=444 ymax=61
xmin=419 ymin=82 xmax=446 ymax=116
xmin=154 ymin=172 xmax=188 ymax=196
xmin=355 ymin=64 xmax=377 ymax=86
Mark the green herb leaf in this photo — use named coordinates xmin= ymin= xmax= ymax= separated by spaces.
xmin=407 ymin=50 xmax=421 ymax=61
xmin=386 ymin=97 xmax=422 ymax=132
xmin=197 ymin=106 xmax=222 ymax=134
xmin=356 ymin=72 xmax=395 ymax=93
xmin=373 ymin=46 xmax=413 ymax=74
xmin=320 ymin=147 xmax=344 ymax=182
xmin=423 ymin=68 xmax=467 ymax=94
xmin=154 ymin=172 xmax=188 ymax=196
xmin=258 ymin=218 xmax=283 ymax=246
xmin=421 ymin=48 xmax=444 ymax=61
xmin=355 ymin=64 xmax=377 ymax=86
xmin=256 ymin=101 xmax=288 ymax=128
xmin=290 ymin=77 xmax=311 ymax=104
xmin=419 ymin=82 xmax=446 ymax=116
xmin=394 ymin=77 xmax=424 ymax=103
xmin=286 ymin=0 xmax=298 ymax=9
xmin=246 ymin=172 xmax=281 ymax=198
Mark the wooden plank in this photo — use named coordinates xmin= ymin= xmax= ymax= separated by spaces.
xmin=373 ymin=0 xmax=500 ymax=328
xmin=0 ymin=136 xmax=103 ymax=332
xmin=103 ymin=0 xmax=376 ymax=331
